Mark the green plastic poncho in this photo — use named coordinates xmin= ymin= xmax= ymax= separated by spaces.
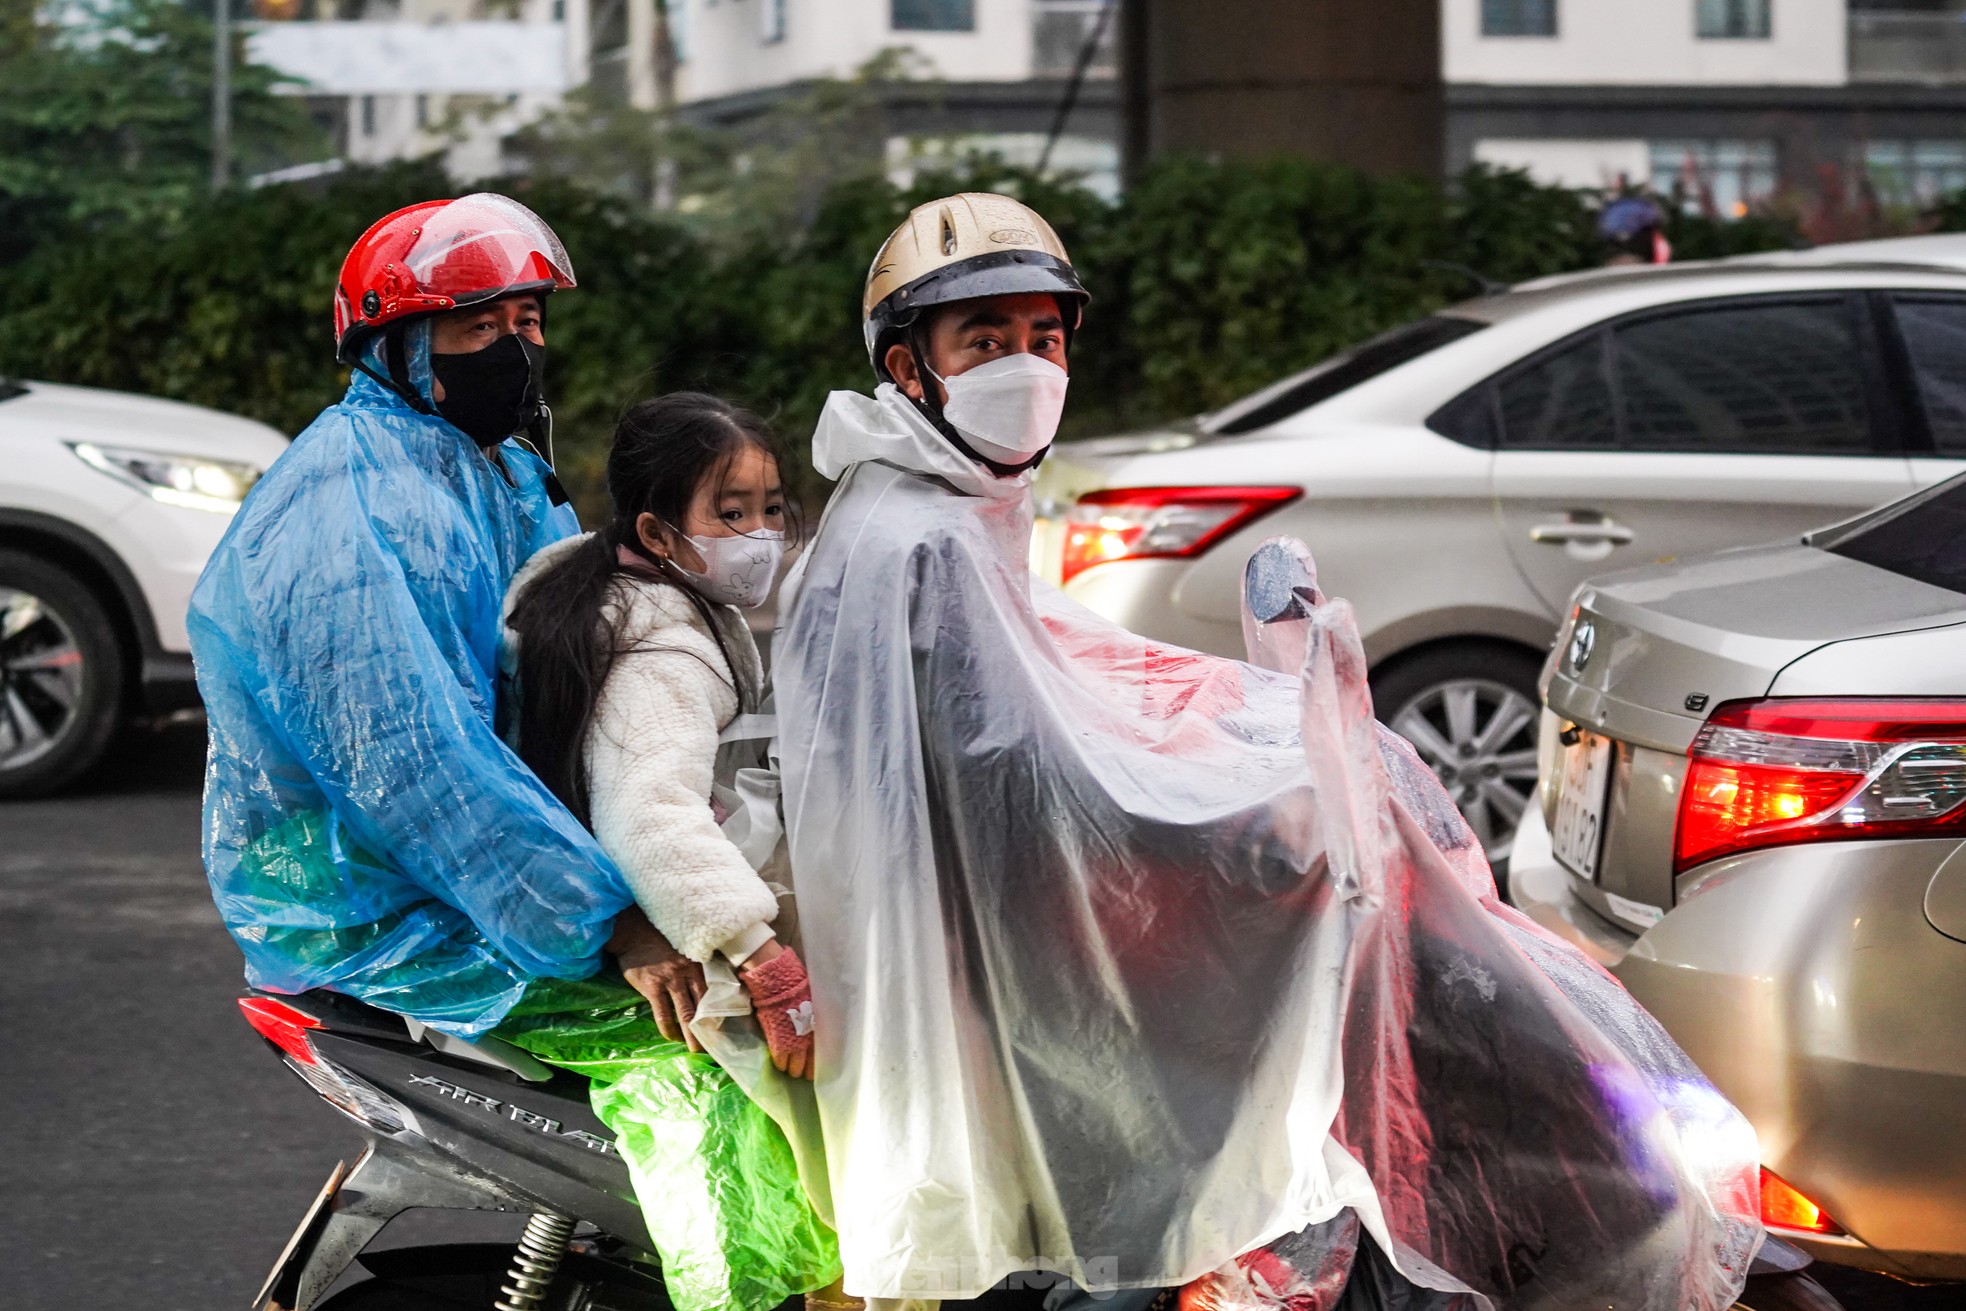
xmin=496 ymin=978 xmax=841 ymax=1311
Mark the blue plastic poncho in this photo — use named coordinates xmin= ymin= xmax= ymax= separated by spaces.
xmin=190 ymin=324 xmax=632 ymax=1036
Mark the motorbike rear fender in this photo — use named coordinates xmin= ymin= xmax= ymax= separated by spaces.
xmin=256 ymin=1133 xmax=537 ymax=1311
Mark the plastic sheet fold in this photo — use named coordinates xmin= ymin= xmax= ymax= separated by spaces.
xmin=771 ymin=388 xmax=1761 ymax=1310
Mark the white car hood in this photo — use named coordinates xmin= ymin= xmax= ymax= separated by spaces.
xmin=2 ymin=380 xmax=291 ymax=466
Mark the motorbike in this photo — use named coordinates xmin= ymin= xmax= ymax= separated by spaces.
xmin=240 ymin=988 xmax=1847 ymax=1311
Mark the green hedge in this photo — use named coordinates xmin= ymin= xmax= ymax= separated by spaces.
xmin=0 ymin=157 xmax=1796 ymax=513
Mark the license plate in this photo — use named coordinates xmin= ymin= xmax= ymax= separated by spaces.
xmin=1550 ymin=731 xmax=1613 ymax=881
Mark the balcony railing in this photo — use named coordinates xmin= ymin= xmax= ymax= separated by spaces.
xmin=1034 ymin=0 xmax=1116 ymax=79
xmin=1850 ymin=11 xmax=1966 ymax=85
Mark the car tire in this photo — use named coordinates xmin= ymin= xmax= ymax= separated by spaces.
xmin=1369 ymin=641 xmax=1544 ymax=876
xmin=0 ymin=550 xmax=126 ymax=798
xmin=1731 ymin=1271 xmax=1847 ymax=1311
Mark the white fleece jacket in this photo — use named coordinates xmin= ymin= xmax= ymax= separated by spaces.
xmin=505 ymin=534 xmax=779 ymax=963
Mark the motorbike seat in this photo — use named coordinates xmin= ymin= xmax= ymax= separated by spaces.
xmin=250 ymin=988 xmax=554 ymax=1083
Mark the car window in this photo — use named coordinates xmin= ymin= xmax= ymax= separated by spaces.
xmin=1892 ymin=296 xmax=1966 ymax=456
xmin=1613 ymin=299 xmax=1872 ymax=455
xmin=1495 ymin=332 xmax=1617 ymax=449
xmin=1426 ymin=385 xmax=1497 ymax=449
xmin=1206 ymin=315 xmax=1488 ymax=436
xmin=1823 ymin=472 xmax=1966 ymax=594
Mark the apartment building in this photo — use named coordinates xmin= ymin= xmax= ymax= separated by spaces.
xmin=1447 ymin=0 xmax=1966 ymax=215
xmin=246 ymin=0 xmax=1119 ymax=190
xmin=248 ymin=1 xmax=1963 ymax=213
xmin=245 ymin=0 xmax=575 ymax=179
xmin=592 ymin=0 xmax=1120 ymax=193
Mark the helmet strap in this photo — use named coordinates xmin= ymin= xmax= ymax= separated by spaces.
xmin=905 ymin=329 xmax=1049 ymax=478
xmin=349 ymin=356 xmax=424 ymax=413
xmin=385 ymin=325 xmax=434 ymax=415
xmin=347 ymin=325 xmax=434 ymax=414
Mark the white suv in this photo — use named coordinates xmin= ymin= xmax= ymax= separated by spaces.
xmin=0 ymin=379 xmax=289 ymax=795
xmin=1034 ymin=239 xmax=1966 ymax=865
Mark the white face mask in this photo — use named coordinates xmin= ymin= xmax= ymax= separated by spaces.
xmin=927 ymin=352 xmax=1070 ymax=466
xmin=675 ymin=530 xmax=785 ymax=609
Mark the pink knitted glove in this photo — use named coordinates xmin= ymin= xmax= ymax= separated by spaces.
xmin=740 ymin=948 xmax=815 ymax=1079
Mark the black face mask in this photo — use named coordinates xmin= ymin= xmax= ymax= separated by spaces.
xmin=430 ymin=333 xmax=545 ymax=447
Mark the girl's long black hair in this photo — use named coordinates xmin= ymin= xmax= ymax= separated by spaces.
xmin=507 ymin=392 xmax=790 ymax=826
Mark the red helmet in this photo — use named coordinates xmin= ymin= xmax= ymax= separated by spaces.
xmin=333 ymin=193 xmax=576 ymax=363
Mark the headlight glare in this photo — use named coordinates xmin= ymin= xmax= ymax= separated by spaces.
xmin=69 ymin=442 xmax=262 ymax=513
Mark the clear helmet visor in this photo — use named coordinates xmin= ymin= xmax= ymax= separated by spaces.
xmin=400 ymin=193 xmax=577 ymax=308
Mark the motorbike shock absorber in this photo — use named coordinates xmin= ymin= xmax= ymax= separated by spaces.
xmin=494 ymin=1210 xmax=578 ymax=1311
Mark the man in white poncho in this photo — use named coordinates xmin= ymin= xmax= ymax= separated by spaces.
xmin=766 ymin=194 xmax=1762 ymax=1311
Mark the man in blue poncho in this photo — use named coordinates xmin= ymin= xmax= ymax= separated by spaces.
xmin=190 ymin=192 xmax=644 ymax=1034
xmin=190 ymin=196 xmax=841 ymax=1311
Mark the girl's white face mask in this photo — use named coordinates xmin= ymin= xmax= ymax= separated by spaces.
xmin=928 ymin=353 xmax=1070 ymax=466
xmin=677 ymin=530 xmax=785 ymax=609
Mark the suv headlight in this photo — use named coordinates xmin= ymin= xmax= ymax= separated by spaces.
xmin=69 ymin=441 xmax=262 ymax=513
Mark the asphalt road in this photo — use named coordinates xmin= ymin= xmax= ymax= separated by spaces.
xmin=0 ymin=722 xmax=1953 ymax=1310
xmin=0 ymin=722 xmax=518 ymax=1310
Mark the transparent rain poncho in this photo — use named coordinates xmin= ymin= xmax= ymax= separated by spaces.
xmin=190 ymin=322 xmax=631 ymax=1037
xmin=770 ymin=386 xmax=1762 ymax=1311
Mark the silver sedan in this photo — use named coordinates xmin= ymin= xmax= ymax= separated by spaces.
xmin=1035 ymin=244 xmax=1966 ymax=865
xmin=1510 ymin=474 xmax=1966 ymax=1284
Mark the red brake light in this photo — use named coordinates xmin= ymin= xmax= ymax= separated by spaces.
xmin=1060 ymin=486 xmax=1299 ymax=585
xmin=239 ymin=996 xmax=323 ymax=1065
xmin=1675 ymin=697 xmax=1966 ymax=873
xmin=1760 ymin=1167 xmax=1845 ymax=1236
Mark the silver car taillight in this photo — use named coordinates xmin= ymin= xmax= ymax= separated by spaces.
xmin=1061 ymin=487 xmax=1299 ymax=583
xmin=1676 ymin=698 xmax=1966 ymax=872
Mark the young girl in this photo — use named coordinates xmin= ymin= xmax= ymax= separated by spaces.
xmin=501 ymin=392 xmax=844 ymax=1311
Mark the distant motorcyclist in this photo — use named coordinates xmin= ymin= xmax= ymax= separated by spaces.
xmin=1599 ymin=193 xmax=1672 ymax=266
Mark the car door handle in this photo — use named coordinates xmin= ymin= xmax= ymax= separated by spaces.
xmin=1530 ymin=521 xmax=1635 ymax=545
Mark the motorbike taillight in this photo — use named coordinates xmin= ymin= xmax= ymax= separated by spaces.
xmin=1675 ymin=698 xmax=1966 ymax=872
xmin=238 ymin=997 xmax=406 ymax=1133
xmin=238 ymin=996 xmax=323 ymax=1064
xmin=286 ymin=1054 xmax=408 ymax=1134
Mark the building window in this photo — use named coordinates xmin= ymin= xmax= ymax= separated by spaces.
xmin=1651 ymin=139 xmax=1778 ymax=217
xmin=415 ymin=94 xmax=430 ymax=129
xmin=1034 ymin=0 xmax=1117 ymax=77
xmin=892 ymin=0 xmax=973 ymax=33
xmin=360 ymin=94 xmax=376 ymax=137
xmin=1696 ymin=0 xmax=1771 ymax=39
xmin=1864 ymin=140 xmax=1966 ymax=209
xmin=1481 ymin=0 xmax=1556 ymax=38
xmin=762 ymin=0 xmax=785 ymax=42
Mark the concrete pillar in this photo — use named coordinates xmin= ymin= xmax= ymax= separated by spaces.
xmin=562 ymin=0 xmax=591 ymax=89
xmin=1122 ymin=0 xmax=1444 ymax=180
xmin=626 ymin=0 xmax=656 ymax=110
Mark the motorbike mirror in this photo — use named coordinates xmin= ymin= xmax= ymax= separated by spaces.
xmin=1244 ymin=539 xmax=1320 ymax=624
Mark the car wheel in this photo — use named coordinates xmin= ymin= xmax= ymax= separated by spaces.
xmin=1370 ymin=642 xmax=1543 ymax=870
xmin=1732 ymin=1270 xmax=1846 ymax=1311
xmin=0 ymin=550 xmax=126 ymax=798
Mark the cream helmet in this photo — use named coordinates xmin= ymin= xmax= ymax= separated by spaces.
xmin=862 ymin=192 xmax=1089 ymax=383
